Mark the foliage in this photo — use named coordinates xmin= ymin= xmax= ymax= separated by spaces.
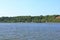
xmin=0 ymin=15 xmax=60 ymax=23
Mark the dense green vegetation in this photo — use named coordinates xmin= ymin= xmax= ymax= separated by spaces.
xmin=0 ymin=15 xmax=60 ymax=23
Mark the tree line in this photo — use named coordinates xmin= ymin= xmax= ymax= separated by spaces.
xmin=0 ymin=15 xmax=60 ymax=23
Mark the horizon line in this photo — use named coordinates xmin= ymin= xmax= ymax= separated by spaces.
xmin=0 ymin=14 xmax=60 ymax=17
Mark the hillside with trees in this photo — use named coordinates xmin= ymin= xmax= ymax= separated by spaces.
xmin=0 ymin=15 xmax=60 ymax=23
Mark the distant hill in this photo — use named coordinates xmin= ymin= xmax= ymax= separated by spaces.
xmin=0 ymin=15 xmax=60 ymax=23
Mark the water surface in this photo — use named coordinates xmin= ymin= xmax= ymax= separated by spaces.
xmin=0 ymin=23 xmax=60 ymax=40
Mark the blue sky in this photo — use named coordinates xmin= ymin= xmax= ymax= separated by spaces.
xmin=0 ymin=0 xmax=60 ymax=16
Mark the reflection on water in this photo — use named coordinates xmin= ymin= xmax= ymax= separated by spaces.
xmin=0 ymin=23 xmax=60 ymax=40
